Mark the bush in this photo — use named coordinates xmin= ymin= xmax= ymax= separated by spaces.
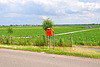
xmin=42 ymin=18 xmax=53 ymax=31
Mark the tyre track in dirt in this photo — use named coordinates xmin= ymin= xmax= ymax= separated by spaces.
xmin=55 ymin=28 xmax=100 ymax=35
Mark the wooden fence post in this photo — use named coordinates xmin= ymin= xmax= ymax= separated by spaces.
xmin=76 ymin=36 xmax=78 ymax=42
xmin=9 ymin=33 xmax=12 ymax=44
xmin=11 ymin=36 xmax=12 ymax=44
xmin=48 ymin=36 xmax=49 ymax=48
xmin=76 ymin=36 xmax=78 ymax=44
xmin=25 ymin=37 xmax=26 ymax=41
xmin=86 ymin=37 xmax=88 ymax=43
xmin=43 ymin=35 xmax=45 ymax=46
xmin=71 ymin=36 xmax=72 ymax=47
xmin=20 ymin=35 xmax=21 ymax=39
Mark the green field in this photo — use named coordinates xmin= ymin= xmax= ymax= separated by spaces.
xmin=0 ymin=25 xmax=99 ymax=36
xmin=0 ymin=25 xmax=100 ymax=46
xmin=55 ymin=29 xmax=100 ymax=46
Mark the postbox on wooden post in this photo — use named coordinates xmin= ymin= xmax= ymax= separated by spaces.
xmin=46 ymin=28 xmax=54 ymax=48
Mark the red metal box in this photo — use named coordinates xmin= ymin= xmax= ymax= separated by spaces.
xmin=46 ymin=28 xmax=54 ymax=36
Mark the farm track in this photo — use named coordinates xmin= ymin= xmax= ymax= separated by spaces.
xmin=77 ymin=47 xmax=100 ymax=52
xmin=55 ymin=28 xmax=100 ymax=35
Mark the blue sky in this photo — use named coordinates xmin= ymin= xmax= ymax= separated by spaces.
xmin=0 ymin=0 xmax=100 ymax=25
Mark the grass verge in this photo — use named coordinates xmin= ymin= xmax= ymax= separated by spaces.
xmin=0 ymin=44 xmax=100 ymax=59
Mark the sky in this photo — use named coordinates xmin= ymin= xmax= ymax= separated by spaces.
xmin=0 ymin=0 xmax=100 ymax=25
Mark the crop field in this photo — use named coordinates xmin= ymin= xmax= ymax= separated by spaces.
xmin=0 ymin=25 xmax=99 ymax=37
xmin=0 ymin=25 xmax=100 ymax=46
xmin=55 ymin=28 xmax=100 ymax=46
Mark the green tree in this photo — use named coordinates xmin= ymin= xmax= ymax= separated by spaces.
xmin=10 ymin=24 xmax=13 ymax=27
xmin=42 ymin=18 xmax=53 ymax=31
xmin=7 ymin=26 xmax=13 ymax=44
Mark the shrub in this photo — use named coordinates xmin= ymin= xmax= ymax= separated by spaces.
xmin=42 ymin=18 xmax=53 ymax=31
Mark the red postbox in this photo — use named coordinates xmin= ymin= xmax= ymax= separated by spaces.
xmin=46 ymin=28 xmax=54 ymax=36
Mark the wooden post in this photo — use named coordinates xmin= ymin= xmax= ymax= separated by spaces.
xmin=47 ymin=36 xmax=50 ymax=48
xmin=71 ymin=36 xmax=72 ymax=47
xmin=20 ymin=35 xmax=21 ymax=39
xmin=43 ymin=35 xmax=45 ymax=46
xmin=30 ymin=36 xmax=31 ymax=39
xmin=11 ymin=36 xmax=12 ymax=44
xmin=9 ymin=33 xmax=12 ymax=44
xmin=48 ymin=36 xmax=49 ymax=48
xmin=76 ymin=36 xmax=78 ymax=42
xmin=25 ymin=37 xmax=26 ymax=41
xmin=49 ymin=36 xmax=51 ymax=48
xmin=40 ymin=35 xmax=41 ymax=40
xmin=76 ymin=36 xmax=78 ymax=44
xmin=86 ymin=37 xmax=88 ymax=43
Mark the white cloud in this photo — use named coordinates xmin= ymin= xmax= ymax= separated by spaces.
xmin=0 ymin=0 xmax=27 ymax=4
xmin=85 ymin=0 xmax=100 ymax=2
xmin=0 ymin=0 xmax=100 ymax=24
xmin=0 ymin=0 xmax=8 ymax=4
xmin=80 ymin=2 xmax=100 ymax=11
xmin=31 ymin=0 xmax=100 ymax=14
xmin=3 ymin=13 xmax=20 ymax=17
xmin=1 ymin=0 xmax=100 ymax=14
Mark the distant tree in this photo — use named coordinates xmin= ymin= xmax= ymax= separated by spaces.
xmin=7 ymin=26 xmax=13 ymax=44
xmin=2 ymin=25 xmax=5 ymax=27
xmin=10 ymin=24 xmax=13 ymax=27
xmin=42 ymin=18 xmax=53 ymax=31
xmin=15 ymin=24 xmax=18 ymax=26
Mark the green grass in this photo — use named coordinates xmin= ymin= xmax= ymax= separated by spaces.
xmin=0 ymin=25 xmax=100 ymax=46
xmin=0 ymin=44 xmax=100 ymax=59
xmin=0 ymin=25 xmax=100 ymax=37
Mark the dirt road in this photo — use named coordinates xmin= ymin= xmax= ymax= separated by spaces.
xmin=55 ymin=28 xmax=100 ymax=35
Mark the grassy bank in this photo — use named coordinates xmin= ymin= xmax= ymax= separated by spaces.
xmin=0 ymin=44 xmax=100 ymax=59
